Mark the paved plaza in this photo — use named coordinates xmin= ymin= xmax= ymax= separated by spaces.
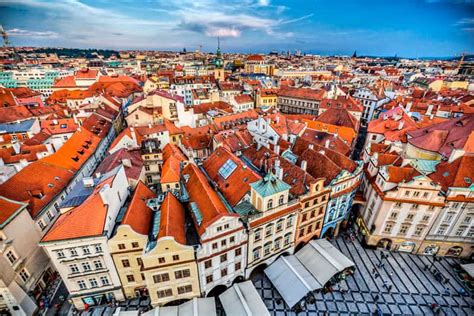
xmin=251 ymin=236 xmax=473 ymax=315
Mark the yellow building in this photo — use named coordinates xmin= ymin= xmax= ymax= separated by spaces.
xmin=256 ymin=89 xmax=278 ymax=108
xmin=109 ymin=182 xmax=156 ymax=298
xmin=142 ymin=192 xmax=200 ymax=306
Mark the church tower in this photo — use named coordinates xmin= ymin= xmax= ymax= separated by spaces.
xmin=213 ymin=37 xmax=225 ymax=82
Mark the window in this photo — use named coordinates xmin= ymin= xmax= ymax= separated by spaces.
xmin=221 ymin=268 xmax=228 ymax=277
xmin=100 ymin=276 xmax=109 ymax=286
xmin=56 ymin=250 xmax=65 ymax=259
xmin=235 ymin=248 xmax=241 ymax=256
xmin=253 ymin=247 xmax=261 ymax=260
xmin=204 ymin=260 xmax=212 ymax=269
xmin=82 ymin=247 xmax=90 ymax=255
xmin=173 ymin=255 xmax=180 ymax=261
xmin=299 ymin=228 xmax=305 ymax=237
xmin=463 ymin=216 xmax=472 ymax=223
xmin=158 ymin=257 xmax=165 ymax=264
xmin=206 ymin=275 xmax=213 ymax=284
xmin=221 ymin=239 xmax=226 ymax=247
xmin=423 ymin=192 xmax=429 ymax=198
xmin=422 ymin=215 xmax=430 ymax=222
xmin=175 ymin=269 xmax=190 ymax=279
xmin=276 ymin=219 xmax=284 ymax=232
xmin=437 ymin=225 xmax=447 ymax=235
xmin=77 ymin=280 xmax=86 ymax=290
xmin=399 ymin=225 xmax=409 ymax=235
xmin=70 ymin=248 xmax=78 ymax=256
xmin=456 ymin=227 xmax=466 ymax=236
xmin=126 ymin=275 xmax=135 ymax=282
xmin=118 ymin=244 xmax=126 ymax=250
xmin=6 ymin=250 xmax=17 ymax=264
xmin=284 ymin=233 xmax=291 ymax=246
xmin=82 ymin=262 xmax=91 ymax=271
xmin=89 ymin=278 xmax=98 ymax=288
xmin=131 ymin=242 xmax=139 ymax=248
xmin=411 ymin=204 xmax=419 ymax=210
xmin=70 ymin=264 xmax=79 ymax=273
xmin=279 ymin=195 xmax=284 ymax=205
xmin=212 ymin=243 xmax=218 ymax=250
xmin=267 ymin=199 xmax=273 ymax=209
xmin=302 ymin=213 xmax=308 ymax=222
xmin=122 ymin=259 xmax=130 ymax=268
xmin=94 ymin=244 xmax=103 ymax=253
xmin=254 ymin=229 xmax=262 ymax=241
xmin=220 ymin=254 xmax=227 ymax=263
xmin=264 ymin=242 xmax=272 ymax=256
xmin=406 ymin=214 xmax=415 ymax=220
xmin=265 ymin=224 xmax=273 ymax=237
xmin=177 ymin=285 xmax=193 ymax=294
xmin=389 ymin=212 xmax=398 ymax=219
xmin=153 ymin=273 xmax=170 ymax=283
xmin=235 ymin=262 xmax=241 ymax=271
xmin=216 ymin=226 xmax=222 ymax=232
xmin=413 ymin=191 xmax=420 ymax=198
xmin=157 ymin=289 xmax=173 ymax=298
xmin=230 ymin=236 xmax=235 ymax=244
xmin=19 ymin=269 xmax=29 ymax=282
xmin=224 ymin=224 xmax=229 ymax=229
xmin=137 ymin=258 xmax=143 ymax=266
xmin=93 ymin=260 xmax=103 ymax=270
xmin=414 ymin=226 xmax=424 ymax=236
xmin=275 ymin=237 xmax=282 ymax=250
xmin=287 ymin=216 xmax=294 ymax=228
xmin=38 ymin=220 xmax=46 ymax=230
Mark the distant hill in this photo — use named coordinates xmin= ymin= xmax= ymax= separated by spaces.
xmin=16 ymin=47 xmax=120 ymax=59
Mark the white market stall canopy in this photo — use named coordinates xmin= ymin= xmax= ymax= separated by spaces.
xmin=296 ymin=239 xmax=355 ymax=286
xmin=264 ymin=239 xmax=354 ymax=308
xmin=461 ymin=263 xmax=474 ymax=278
xmin=142 ymin=297 xmax=216 ymax=316
xmin=219 ymin=281 xmax=270 ymax=316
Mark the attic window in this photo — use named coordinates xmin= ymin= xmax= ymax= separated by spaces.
xmin=48 ymin=183 xmax=54 ymax=188
xmin=54 ymin=176 xmax=60 ymax=181
xmin=60 ymin=124 xmax=67 ymax=128
xmin=72 ymin=156 xmax=80 ymax=162
xmin=442 ymin=171 xmax=449 ymax=177
xmin=77 ymin=149 xmax=85 ymax=155
xmin=218 ymin=159 xmax=237 ymax=179
xmin=465 ymin=177 xmax=472 ymax=184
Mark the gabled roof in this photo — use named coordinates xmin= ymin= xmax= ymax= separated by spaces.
xmin=95 ymin=148 xmax=144 ymax=182
xmin=300 ymin=129 xmax=351 ymax=156
xmin=121 ymin=181 xmax=155 ymax=235
xmin=386 ymin=166 xmax=421 ymax=183
xmin=0 ymin=196 xmax=28 ymax=227
xmin=429 ymin=155 xmax=474 ymax=191
xmin=202 ymin=147 xmax=261 ymax=206
xmin=41 ymin=177 xmax=113 ymax=242
xmin=0 ymin=105 xmax=34 ymax=124
xmin=278 ymin=87 xmax=325 ymax=101
xmin=316 ymin=108 xmax=359 ymax=130
xmin=182 ymin=164 xmax=234 ymax=236
xmin=160 ymin=155 xmax=182 ymax=184
xmin=158 ymin=192 xmax=186 ymax=244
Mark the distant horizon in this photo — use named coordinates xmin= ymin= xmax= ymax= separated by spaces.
xmin=1 ymin=0 xmax=473 ymax=58
xmin=9 ymin=45 xmax=471 ymax=60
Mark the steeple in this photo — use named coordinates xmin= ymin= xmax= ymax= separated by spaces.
xmin=352 ymin=50 xmax=357 ymax=58
xmin=216 ymin=37 xmax=222 ymax=57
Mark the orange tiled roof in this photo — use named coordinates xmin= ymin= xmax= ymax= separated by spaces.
xmin=158 ymin=192 xmax=186 ymax=244
xmin=202 ymin=147 xmax=261 ymax=206
xmin=182 ymin=164 xmax=235 ymax=236
xmin=41 ymin=178 xmax=113 ymax=242
xmin=121 ymin=181 xmax=155 ymax=235
xmin=0 ymin=196 xmax=28 ymax=226
xmin=160 ymin=155 xmax=182 ymax=184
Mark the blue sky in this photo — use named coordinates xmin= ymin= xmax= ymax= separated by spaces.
xmin=0 ymin=0 xmax=473 ymax=57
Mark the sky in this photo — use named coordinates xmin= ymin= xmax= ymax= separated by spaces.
xmin=0 ymin=0 xmax=473 ymax=57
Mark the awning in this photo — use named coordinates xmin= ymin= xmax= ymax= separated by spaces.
xmin=142 ymin=297 xmax=216 ymax=316
xmin=264 ymin=255 xmax=322 ymax=308
xmin=219 ymin=281 xmax=270 ymax=316
xmin=461 ymin=263 xmax=474 ymax=278
xmin=296 ymin=239 xmax=355 ymax=286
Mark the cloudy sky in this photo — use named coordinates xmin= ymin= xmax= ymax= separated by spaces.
xmin=0 ymin=0 xmax=473 ymax=57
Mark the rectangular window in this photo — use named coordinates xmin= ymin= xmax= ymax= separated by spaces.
xmin=77 ymin=280 xmax=86 ymax=290
xmin=70 ymin=264 xmax=79 ymax=273
xmin=157 ymin=289 xmax=173 ymax=298
xmin=221 ymin=239 xmax=226 ymax=247
xmin=82 ymin=247 xmax=90 ymax=255
xmin=94 ymin=244 xmax=103 ymax=253
xmin=212 ymin=243 xmax=218 ymax=250
xmin=235 ymin=262 xmax=241 ymax=271
xmin=235 ymin=248 xmax=241 ymax=256
xmin=118 ymin=244 xmax=126 ymax=250
xmin=206 ymin=275 xmax=213 ymax=284
xmin=93 ymin=260 xmax=103 ymax=270
xmin=172 ymin=255 xmax=180 ymax=261
xmin=89 ymin=278 xmax=98 ymax=288
xmin=220 ymin=254 xmax=227 ymax=263
xmin=177 ymin=285 xmax=193 ymax=294
xmin=153 ymin=273 xmax=170 ymax=283
xmin=158 ymin=257 xmax=165 ymax=264
xmin=19 ymin=269 xmax=29 ymax=282
xmin=126 ymin=275 xmax=135 ymax=282
xmin=6 ymin=251 xmax=17 ymax=264
xmin=221 ymin=268 xmax=227 ymax=277
xmin=131 ymin=242 xmax=139 ymax=248
xmin=122 ymin=259 xmax=130 ymax=268
xmin=100 ymin=276 xmax=109 ymax=286
xmin=175 ymin=269 xmax=191 ymax=279
xmin=82 ymin=262 xmax=91 ymax=272
xmin=230 ymin=236 xmax=235 ymax=243
xmin=204 ymin=260 xmax=212 ymax=269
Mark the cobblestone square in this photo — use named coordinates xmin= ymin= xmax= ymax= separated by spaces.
xmin=251 ymin=237 xmax=474 ymax=315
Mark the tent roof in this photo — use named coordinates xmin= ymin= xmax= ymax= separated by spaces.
xmin=219 ymin=281 xmax=270 ymax=316
xmin=142 ymin=298 xmax=216 ymax=316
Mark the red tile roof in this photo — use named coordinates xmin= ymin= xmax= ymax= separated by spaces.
xmin=0 ymin=144 xmax=49 ymax=164
xmin=278 ymin=87 xmax=325 ymax=101
xmin=158 ymin=192 xmax=186 ymax=244
xmin=182 ymin=164 xmax=235 ymax=236
xmin=0 ymin=196 xmax=28 ymax=226
xmin=202 ymin=147 xmax=261 ymax=206
xmin=121 ymin=181 xmax=155 ymax=235
xmin=429 ymin=155 xmax=474 ymax=191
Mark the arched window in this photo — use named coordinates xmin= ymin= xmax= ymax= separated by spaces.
xmin=267 ymin=199 xmax=273 ymax=210
xmin=278 ymin=194 xmax=284 ymax=205
xmin=253 ymin=247 xmax=261 ymax=260
xmin=264 ymin=242 xmax=272 ymax=256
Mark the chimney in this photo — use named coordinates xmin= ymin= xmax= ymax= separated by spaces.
xmin=82 ymin=177 xmax=94 ymax=188
xmin=12 ymin=142 xmax=20 ymax=155
xmin=398 ymin=121 xmax=405 ymax=130
xmin=308 ymin=143 xmax=314 ymax=150
xmin=325 ymin=139 xmax=330 ymax=148
xmin=275 ymin=160 xmax=284 ymax=180
xmin=122 ymin=158 xmax=132 ymax=168
xmin=274 ymin=145 xmax=280 ymax=155
xmin=301 ymin=160 xmax=307 ymax=171
xmin=275 ymin=115 xmax=280 ymax=124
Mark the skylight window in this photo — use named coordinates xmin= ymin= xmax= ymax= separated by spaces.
xmin=218 ymin=159 xmax=237 ymax=179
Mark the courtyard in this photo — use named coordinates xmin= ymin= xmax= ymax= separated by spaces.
xmin=251 ymin=236 xmax=474 ymax=315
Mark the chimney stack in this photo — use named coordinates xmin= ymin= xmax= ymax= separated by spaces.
xmin=301 ymin=160 xmax=307 ymax=171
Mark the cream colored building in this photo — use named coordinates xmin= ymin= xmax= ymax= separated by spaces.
xmin=142 ymin=192 xmax=200 ymax=306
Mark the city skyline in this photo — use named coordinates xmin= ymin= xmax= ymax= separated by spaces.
xmin=1 ymin=0 xmax=474 ymax=57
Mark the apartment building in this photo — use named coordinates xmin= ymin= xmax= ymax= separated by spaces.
xmin=277 ymin=87 xmax=325 ymax=115
xmin=40 ymin=167 xmax=129 ymax=309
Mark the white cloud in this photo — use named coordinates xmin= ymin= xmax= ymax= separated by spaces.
xmin=7 ymin=28 xmax=58 ymax=38
xmin=258 ymin=0 xmax=270 ymax=6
